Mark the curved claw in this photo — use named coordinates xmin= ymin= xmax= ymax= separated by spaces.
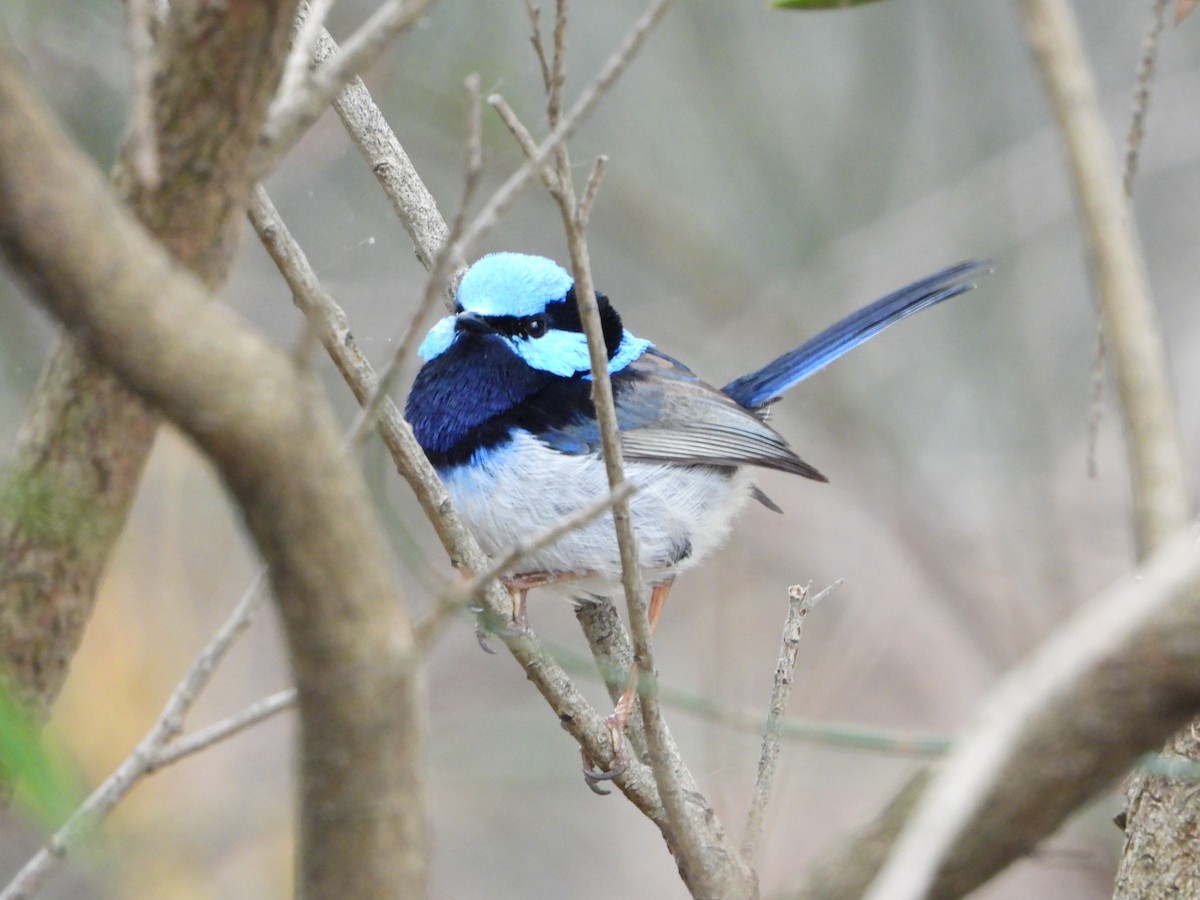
xmin=582 ymin=770 xmax=613 ymax=796
xmin=579 ymin=720 xmax=630 ymax=793
xmin=474 ymin=623 xmax=497 ymax=654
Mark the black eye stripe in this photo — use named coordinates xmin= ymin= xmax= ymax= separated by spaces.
xmin=476 ymin=313 xmax=548 ymax=339
xmin=462 ymin=288 xmax=624 ymax=358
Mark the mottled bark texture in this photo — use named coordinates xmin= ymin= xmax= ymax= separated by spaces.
xmin=0 ymin=0 xmax=300 ymax=720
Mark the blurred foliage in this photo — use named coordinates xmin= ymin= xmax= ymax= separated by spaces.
xmin=0 ymin=683 xmax=80 ymax=830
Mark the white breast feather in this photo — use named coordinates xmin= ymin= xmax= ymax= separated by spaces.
xmin=442 ymin=430 xmax=755 ymax=592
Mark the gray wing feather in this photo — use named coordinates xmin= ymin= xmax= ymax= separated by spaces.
xmin=613 ymin=351 xmax=826 ymax=481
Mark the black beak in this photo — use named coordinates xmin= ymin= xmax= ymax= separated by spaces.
xmin=454 ymin=311 xmax=493 ymax=336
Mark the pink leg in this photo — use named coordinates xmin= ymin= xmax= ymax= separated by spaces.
xmin=584 ymin=578 xmax=675 ymax=790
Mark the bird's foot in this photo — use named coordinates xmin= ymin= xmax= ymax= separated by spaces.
xmin=580 ymin=702 xmax=633 ymax=794
xmin=581 ymin=718 xmax=630 ymax=795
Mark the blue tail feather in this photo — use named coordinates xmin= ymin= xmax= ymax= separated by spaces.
xmin=720 ymin=260 xmax=990 ymax=410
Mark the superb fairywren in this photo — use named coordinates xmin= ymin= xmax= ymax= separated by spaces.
xmin=406 ymin=253 xmax=985 ymax=644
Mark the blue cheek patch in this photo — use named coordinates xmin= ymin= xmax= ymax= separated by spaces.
xmin=513 ymin=329 xmax=651 ymax=377
xmin=418 ymin=315 xmax=458 ymax=361
xmin=607 ymin=334 xmax=652 ymax=374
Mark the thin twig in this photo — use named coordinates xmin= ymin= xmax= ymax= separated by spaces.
xmin=0 ymin=571 xmax=270 ymax=900
xmin=264 ymin=0 xmax=435 ymax=155
xmin=314 ymin=29 xmax=450 ymax=273
xmin=455 ymin=0 xmax=675 ymax=255
xmin=489 ymin=95 xmax=561 ymax=195
xmin=277 ymin=0 xmax=339 ymax=118
xmin=1022 ymin=0 xmax=1189 ymax=558
xmin=577 ymin=155 xmax=607 ymax=227
xmin=524 ymin=1 xmax=552 ymax=93
xmin=548 ymin=0 xmax=569 ymax=181
xmin=498 ymin=0 xmax=722 ymax=887
xmin=149 ymin=688 xmax=298 ymax=771
xmin=741 ymin=581 xmax=838 ymax=862
xmin=1085 ymin=319 xmax=1105 ymax=478
xmin=123 ymin=0 xmax=159 ymax=188
xmin=1125 ymin=0 xmax=1170 ymax=196
xmin=1090 ymin=0 xmax=1170 ymax=477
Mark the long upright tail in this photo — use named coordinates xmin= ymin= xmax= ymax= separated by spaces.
xmin=720 ymin=260 xmax=990 ymax=410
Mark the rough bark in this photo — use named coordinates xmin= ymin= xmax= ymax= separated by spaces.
xmin=0 ymin=0 xmax=301 ymax=720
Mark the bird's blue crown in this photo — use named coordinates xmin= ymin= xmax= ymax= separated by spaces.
xmin=418 ymin=252 xmax=650 ymax=377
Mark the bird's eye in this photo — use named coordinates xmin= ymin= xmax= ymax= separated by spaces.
xmin=523 ymin=315 xmax=548 ymax=339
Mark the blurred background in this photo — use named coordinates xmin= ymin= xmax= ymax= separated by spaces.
xmin=1 ymin=0 xmax=1198 ymax=896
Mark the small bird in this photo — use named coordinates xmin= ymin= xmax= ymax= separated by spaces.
xmin=406 ymin=252 xmax=985 ymax=753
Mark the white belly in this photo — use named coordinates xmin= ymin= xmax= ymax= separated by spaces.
xmin=441 ymin=431 xmax=754 ymax=590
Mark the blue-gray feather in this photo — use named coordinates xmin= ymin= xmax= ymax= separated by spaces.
xmin=720 ymin=260 xmax=991 ymax=410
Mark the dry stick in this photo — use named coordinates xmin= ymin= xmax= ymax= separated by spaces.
xmin=455 ymin=0 xmax=675 ymax=255
xmin=263 ymin=0 xmax=435 ymax=157
xmin=123 ymin=0 xmax=159 ymax=189
xmin=494 ymin=3 xmax=754 ymax=891
xmin=276 ymin=0 xmax=339 ymax=112
xmin=0 ymin=572 xmax=270 ymax=900
xmin=564 ymin=207 xmax=712 ymax=878
xmin=148 ymin=688 xmax=297 ymax=771
xmin=316 ymin=28 xmax=449 ymax=273
xmin=856 ymin=1 xmax=1194 ymax=891
xmin=741 ymin=581 xmax=839 ymax=863
xmin=1089 ymin=0 xmax=1170 ymax=475
xmin=503 ymin=1 xmax=732 ymax=884
xmin=1029 ymin=0 xmax=1190 ymax=557
xmin=862 ymin=529 xmax=1200 ymax=900
xmin=1124 ymin=0 xmax=1170 ymax=197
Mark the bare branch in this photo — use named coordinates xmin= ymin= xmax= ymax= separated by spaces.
xmin=122 ymin=0 xmax=159 ymax=189
xmin=489 ymin=93 xmax=563 ymax=196
xmin=264 ymin=0 xmax=435 ymax=156
xmin=1124 ymin=0 xmax=1170 ymax=196
xmin=741 ymin=581 xmax=837 ymax=863
xmin=577 ymin=154 xmax=608 ymax=227
xmin=149 ymin=688 xmax=297 ymax=771
xmin=456 ymin=0 xmax=675 ymax=254
xmin=490 ymin=2 xmax=753 ymax=891
xmin=277 ymin=0 xmax=339 ymax=116
xmin=1023 ymin=0 xmax=1189 ymax=557
xmin=1 ymin=573 xmax=270 ymax=899
xmin=524 ymin=1 xmax=553 ymax=94
xmin=862 ymin=529 xmax=1200 ymax=900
